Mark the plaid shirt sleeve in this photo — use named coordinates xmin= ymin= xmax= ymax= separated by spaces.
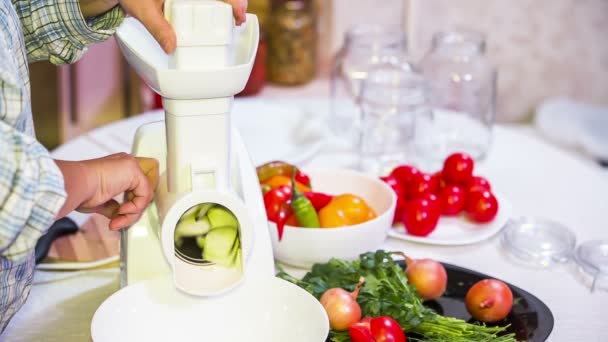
xmin=12 ymin=0 xmax=125 ymax=64
xmin=1 ymin=0 xmax=125 ymax=333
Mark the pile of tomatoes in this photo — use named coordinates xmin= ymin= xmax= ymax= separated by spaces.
xmin=381 ymin=153 xmax=499 ymax=237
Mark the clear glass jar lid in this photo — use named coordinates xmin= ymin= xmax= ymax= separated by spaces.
xmin=575 ymin=240 xmax=608 ymax=292
xmin=501 ymin=217 xmax=576 ymax=267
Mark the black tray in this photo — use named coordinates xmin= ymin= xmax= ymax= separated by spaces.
xmin=395 ymin=260 xmax=554 ymax=342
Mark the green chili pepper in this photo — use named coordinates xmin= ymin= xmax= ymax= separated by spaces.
xmin=290 ymin=168 xmax=320 ymax=228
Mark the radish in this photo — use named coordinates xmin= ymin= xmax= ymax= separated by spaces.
xmin=403 ymin=255 xmax=447 ymax=301
xmin=465 ymin=279 xmax=513 ymax=322
xmin=320 ymin=277 xmax=365 ymax=331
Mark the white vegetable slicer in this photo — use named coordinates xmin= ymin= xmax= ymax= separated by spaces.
xmin=118 ymin=0 xmax=264 ymax=296
xmin=90 ymin=1 xmax=329 ymax=341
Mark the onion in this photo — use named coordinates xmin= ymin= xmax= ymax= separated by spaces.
xmin=320 ymin=277 xmax=365 ymax=331
xmin=404 ymin=256 xmax=447 ymax=301
xmin=465 ymin=279 xmax=513 ymax=323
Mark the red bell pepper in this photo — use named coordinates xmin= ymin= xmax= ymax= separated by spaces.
xmin=349 ymin=317 xmax=374 ymax=342
xmin=304 ymin=191 xmax=333 ymax=212
xmin=263 ymin=185 xmax=293 ymax=241
xmin=349 ymin=316 xmax=406 ymax=342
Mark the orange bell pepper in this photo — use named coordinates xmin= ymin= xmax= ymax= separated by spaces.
xmin=261 ymin=175 xmax=311 ymax=193
xmin=318 ymin=194 xmax=377 ymax=228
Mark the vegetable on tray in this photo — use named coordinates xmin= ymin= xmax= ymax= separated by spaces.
xmin=277 ymin=250 xmax=517 ymax=342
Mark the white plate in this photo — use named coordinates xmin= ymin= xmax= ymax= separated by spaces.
xmin=232 ymin=98 xmax=327 ymax=165
xmin=91 ymin=276 xmax=328 ymax=342
xmin=388 ymin=192 xmax=512 ymax=245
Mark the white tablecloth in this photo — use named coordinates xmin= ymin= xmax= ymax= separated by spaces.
xmin=3 ymin=97 xmax=608 ymax=342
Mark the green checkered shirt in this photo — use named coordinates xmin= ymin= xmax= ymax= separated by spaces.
xmin=0 ymin=0 xmax=123 ymax=333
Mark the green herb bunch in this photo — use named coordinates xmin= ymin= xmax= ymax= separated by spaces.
xmin=277 ymin=250 xmax=517 ymax=342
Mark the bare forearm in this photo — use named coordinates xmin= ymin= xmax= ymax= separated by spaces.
xmin=79 ymin=0 xmax=119 ymax=19
xmin=54 ymin=160 xmax=95 ymax=219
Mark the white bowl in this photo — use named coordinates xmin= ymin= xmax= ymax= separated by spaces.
xmin=269 ymin=168 xmax=397 ymax=268
xmin=91 ymin=276 xmax=329 ymax=342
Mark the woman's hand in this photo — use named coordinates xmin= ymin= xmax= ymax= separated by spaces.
xmin=225 ymin=0 xmax=248 ymax=26
xmin=56 ymin=153 xmax=159 ymax=230
xmin=117 ymin=0 xmax=248 ymax=54
xmin=80 ymin=0 xmax=248 ymax=53
xmin=118 ymin=0 xmax=177 ymax=53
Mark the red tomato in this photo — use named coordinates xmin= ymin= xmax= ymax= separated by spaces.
xmin=422 ymin=193 xmax=441 ymax=211
xmin=439 ymin=185 xmax=466 ymax=216
xmin=405 ymin=173 xmax=438 ymax=200
xmin=381 ymin=175 xmax=406 ymax=224
xmin=467 ymin=176 xmax=492 ymax=192
xmin=402 ymin=197 xmax=440 ymax=236
xmin=465 ymin=189 xmax=499 ymax=223
xmin=370 ymin=316 xmax=406 ymax=342
xmin=390 ymin=165 xmax=420 ymax=186
xmin=349 ymin=317 xmax=374 ymax=342
xmin=442 ymin=153 xmax=474 ymax=185
xmin=431 ymin=171 xmax=446 ymax=193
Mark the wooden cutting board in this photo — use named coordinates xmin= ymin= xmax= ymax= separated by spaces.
xmin=46 ymin=215 xmax=120 ymax=263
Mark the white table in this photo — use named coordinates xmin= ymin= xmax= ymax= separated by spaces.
xmin=3 ymin=96 xmax=608 ymax=342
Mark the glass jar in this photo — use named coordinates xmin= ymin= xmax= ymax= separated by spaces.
xmin=330 ymin=25 xmax=407 ymax=146
xmin=418 ymin=30 xmax=497 ymax=163
xmin=267 ymin=0 xmax=317 ymax=85
xmin=248 ymin=0 xmax=270 ymax=33
xmin=358 ymin=63 xmax=432 ymax=175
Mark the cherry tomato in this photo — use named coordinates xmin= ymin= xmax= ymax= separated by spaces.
xmin=370 ymin=316 xmax=406 ymax=342
xmin=439 ymin=185 xmax=466 ymax=216
xmin=422 ymin=193 xmax=441 ymax=211
xmin=349 ymin=317 xmax=374 ymax=342
xmin=465 ymin=189 xmax=499 ymax=223
xmin=442 ymin=153 xmax=474 ymax=185
xmin=381 ymin=175 xmax=406 ymax=224
xmin=467 ymin=176 xmax=492 ymax=192
xmin=405 ymin=173 xmax=438 ymax=200
xmin=390 ymin=165 xmax=420 ymax=186
xmin=402 ymin=197 xmax=440 ymax=236
xmin=431 ymin=171 xmax=446 ymax=193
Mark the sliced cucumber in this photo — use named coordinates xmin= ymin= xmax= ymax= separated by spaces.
xmin=175 ymin=216 xmax=211 ymax=238
xmin=207 ymin=207 xmax=239 ymax=230
xmin=195 ymin=203 xmax=215 ymax=221
xmin=196 ymin=235 xmax=206 ymax=249
xmin=203 ymin=226 xmax=239 ymax=266
xmin=179 ymin=205 xmax=200 ymax=223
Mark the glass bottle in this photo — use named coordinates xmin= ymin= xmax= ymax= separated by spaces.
xmin=330 ymin=25 xmax=407 ymax=146
xmin=359 ymin=63 xmax=432 ymax=175
xmin=267 ymin=0 xmax=317 ymax=85
xmin=418 ymin=30 xmax=497 ymax=163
